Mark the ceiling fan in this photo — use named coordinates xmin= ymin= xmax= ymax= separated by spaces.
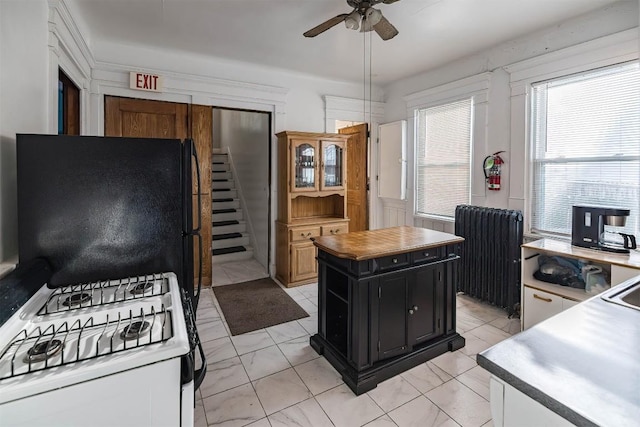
xmin=304 ymin=0 xmax=400 ymax=41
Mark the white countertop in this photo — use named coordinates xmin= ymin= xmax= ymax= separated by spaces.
xmin=478 ymin=283 xmax=640 ymax=427
xmin=523 ymin=238 xmax=640 ymax=269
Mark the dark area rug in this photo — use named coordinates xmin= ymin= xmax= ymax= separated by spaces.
xmin=212 ymin=277 xmax=310 ymax=336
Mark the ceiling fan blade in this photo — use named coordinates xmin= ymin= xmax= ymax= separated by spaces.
xmin=381 ymin=0 xmax=402 ymax=3
xmin=303 ymin=14 xmax=349 ymax=37
xmin=373 ymin=15 xmax=398 ymax=40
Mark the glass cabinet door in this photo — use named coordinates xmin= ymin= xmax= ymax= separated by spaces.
xmin=293 ymin=142 xmax=317 ymax=191
xmin=321 ymin=142 xmax=344 ymax=190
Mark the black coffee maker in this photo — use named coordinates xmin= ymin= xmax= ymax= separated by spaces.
xmin=572 ymin=205 xmax=637 ymax=253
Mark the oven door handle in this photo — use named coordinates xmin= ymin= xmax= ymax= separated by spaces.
xmin=194 ymin=338 xmax=207 ymax=391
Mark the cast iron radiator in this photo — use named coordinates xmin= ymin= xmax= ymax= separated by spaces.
xmin=454 ymin=205 xmax=524 ymax=315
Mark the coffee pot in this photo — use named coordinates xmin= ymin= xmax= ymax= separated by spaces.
xmin=600 ymin=231 xmax=637 ymax=252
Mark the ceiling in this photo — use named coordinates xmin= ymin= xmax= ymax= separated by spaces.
xmin=68 ymin=0 xmax=621 ymax=85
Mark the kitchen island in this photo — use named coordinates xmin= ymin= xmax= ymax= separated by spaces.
xmin=478 ymin=275 xmax=640 ymax=426
xmin=310 ymin=226 xmax=465 ymax=394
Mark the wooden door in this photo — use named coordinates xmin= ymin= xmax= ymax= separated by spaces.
xmin=105 ymin=96 xmax=189 ymax=138
xmin=339 ymin=124 xmax=368 ymax=232
xmin=104 ymin=96 xmax=212 ymax=288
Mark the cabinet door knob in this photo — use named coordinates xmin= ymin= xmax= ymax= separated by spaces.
xmin=412 ymin=305 xmax=418 ymax=311
xmin=392 ymin=258 xmax=398 ymax=263
xmin=424 ymin=252 xmax=430 ymax=257
xmin=408 ymin=309 xmax=414 ymax=315
xmin=533 ymin=294 xmax=553 ymax=303
xmin=335 ymin=228 xmax=340 ymax=233
xmin=306 ymin=232 xmax=312 ymax=236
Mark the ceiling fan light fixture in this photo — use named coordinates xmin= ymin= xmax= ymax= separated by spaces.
xmin=360 ymin=7 xmax=382 ymax=32
xmin=366 ymin=7 xmax=382 ymax=26
xmin=344 ymin=10 xmax=360 ymax=30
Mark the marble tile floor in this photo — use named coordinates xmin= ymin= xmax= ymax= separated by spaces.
xmin=196 ymin=265 xmax=520 ymax=427
xmin=212 ymin=259 xmax=270 ymax=287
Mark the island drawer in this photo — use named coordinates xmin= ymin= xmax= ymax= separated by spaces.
xmin=376 ymin=252 xmax=410 ymax=272
xmin=411 ymin=247 xmax=444 ymax=264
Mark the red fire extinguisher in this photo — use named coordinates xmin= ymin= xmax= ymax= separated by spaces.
xmin=483 ymin=151 xmax=504 ymax=191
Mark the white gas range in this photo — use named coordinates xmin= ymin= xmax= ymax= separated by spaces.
xmin=0 ymin=272 xmax=202 ymax=426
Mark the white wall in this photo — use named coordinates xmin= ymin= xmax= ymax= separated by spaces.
xmin=382 ymin=1 xmax=639 ymax=231
xmin=217 ymin=109 xmax=271 ymax=270
xmin=0 ymin=0 xmax=52 ymax=262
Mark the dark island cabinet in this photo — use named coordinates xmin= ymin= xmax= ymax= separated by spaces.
xmin=373 ymin=263 xmax=443 ymax=361
xmin=310 ymin=230 xmax=465 ymax=395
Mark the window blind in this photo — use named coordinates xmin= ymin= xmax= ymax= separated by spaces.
xmin=416 ymin=98 xmax=472 ymax=218
xmin=531 ymin=61 xmax=640 ymax=236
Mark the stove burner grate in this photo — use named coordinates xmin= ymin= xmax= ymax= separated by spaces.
xmin=38 ymin=274 xmax=169 ymax=315
xmin=1 ymin=306 xmax=173 ymax=380
xmin=62 ymin=292 xmax=91 ymax=307
xmin=25 ymin=339 xmax=63 ymax=363
xmin=129 ymin=281 xmax=154 ymax=296
xmin=120 ymin=321 xmax=151 ymax=341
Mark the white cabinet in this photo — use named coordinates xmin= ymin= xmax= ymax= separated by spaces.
xmin=521 ymin=238 xmax=640 ymax=330
xmin=490 ymin=376 xmax=574 ymax=427
xmin=522 ymin=287 xmax=564 ymax=330
xmin=611 ymin=265 xmax=640 ymax=285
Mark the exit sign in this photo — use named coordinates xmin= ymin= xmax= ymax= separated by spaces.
xmin=130 ymin=72 xmax=163 ymax=92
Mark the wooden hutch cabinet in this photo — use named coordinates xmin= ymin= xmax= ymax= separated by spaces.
xmin=276 ymin=131 xmax=350 ymax=287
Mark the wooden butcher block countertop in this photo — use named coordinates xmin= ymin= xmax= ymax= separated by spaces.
xmin=313 ymin=226 xmax=464 ymax=261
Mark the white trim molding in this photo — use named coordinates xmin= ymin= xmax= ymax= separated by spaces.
xmin=324 ymin=95 xmax=385 ymax=130
xmin=506 ymin=28 xmax=638 ymax=91
xmin=90 ymin=62 xmax=288 ymax=134
xmin=404 ymin=72 xmax=492 ymax=109
xmin=49 ymin=0 xmax=94 ymax=134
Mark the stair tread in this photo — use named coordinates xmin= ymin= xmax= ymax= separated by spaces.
xmin=212 ymin=208 xmax=237 ymax=214
xmin=212 ymin=198 xmax=234 ymax=202
xmin=212 ymin=188 xmax=233 ymax=192
xmin=212 ymin=220 xmax=240 ymax=227
xmin=212 ymin=232 xmax=243 ymax=241
xmin=212 ymin=179 xmax=231 ymax=182
xmin=212 ymin=246 xmax=247 ymax=256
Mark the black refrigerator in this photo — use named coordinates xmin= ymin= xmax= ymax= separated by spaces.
xmin=16 ymin=134 xmax=202 ymax=307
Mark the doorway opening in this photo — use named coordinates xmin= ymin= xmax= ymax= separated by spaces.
xmin=211 ymin=107 xmax=272 ymax=285
xmin=58 ymin=69 xmax=80 ymax=135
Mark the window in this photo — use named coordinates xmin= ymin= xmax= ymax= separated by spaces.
xmin=415 ymin=98 xmax=472 ymax=219
xmin=530 ymin=61 xmax=640 ymax=237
